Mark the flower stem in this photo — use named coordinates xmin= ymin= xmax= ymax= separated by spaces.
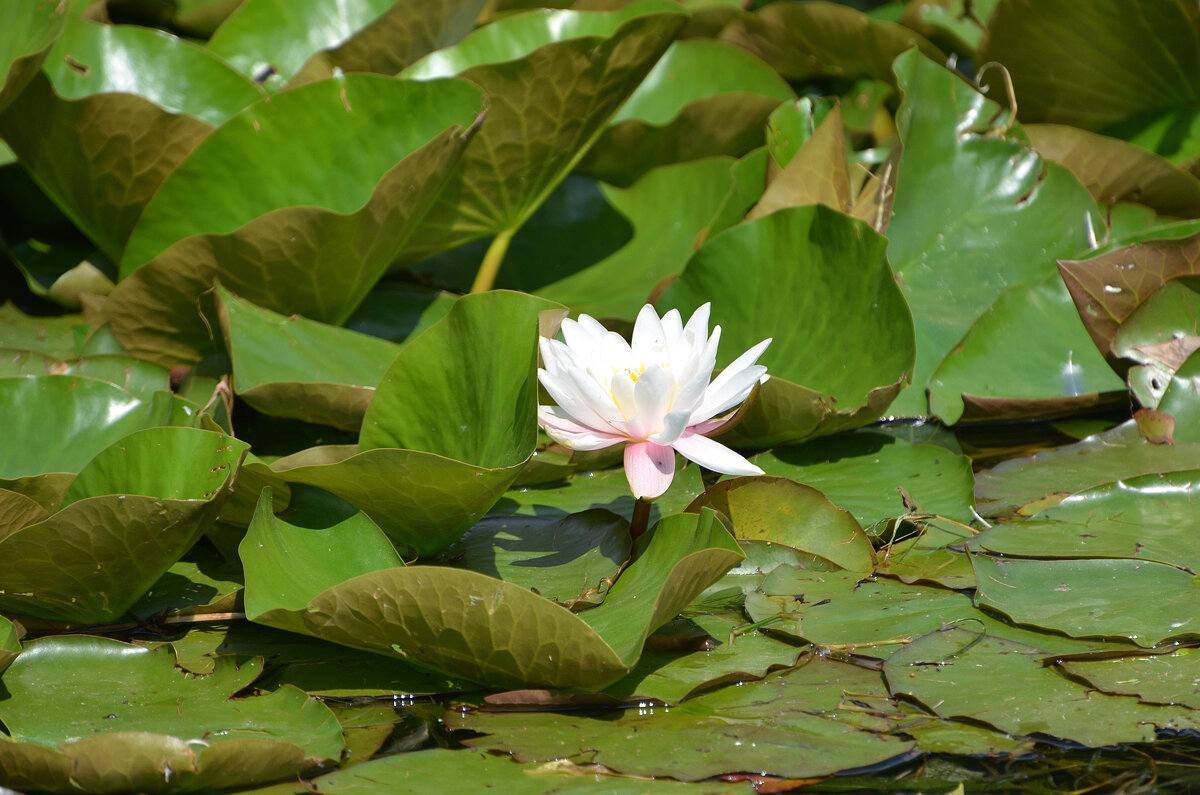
xmin=630 ymin=497 xmax=652 ymax=543
xmin=470 ymin=227 xmax=516 ymax=294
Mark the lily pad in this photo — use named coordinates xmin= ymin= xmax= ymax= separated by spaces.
xmin=719 ymin=0 xmax=943 ymax=84
xmin=0 ymin=635 xmax=343 ymax=794
xmin=0 ymin=614 xmax=19 ymax=673
xmin=103 ymin=75 xmax=482 ymax=365
xmin=659 ymin=203 xmax=915 ymax=447
xmin=969 ymin=470 xmax=1200 ymax=573
xmin=0 ymin=426 xmax=247 ymax=623
xmin=686 ymin=476 xmax=875 ymax=572
xmin=0 ymin=15 xmax=262 ymax=260
xmin=395 ymin=1 xmax=688 ymax=267
xmin=206 ymin=0 xmax=479 ymax=85
xmin=884 ymin=627 xmax=1200 ymax=746
xmin=243 ymin=495 xmax=742 ymax=689
xmin=886 ymin=49 xmax=1102 ymax=415
xmin=972 ymin=555 xmax=1200 ymax=647
xmin=1111 ymin=276 xmax=1200 ymax=373
xmin=1025 ymin=124 xmax=1200 ymax=218
xmin=974 ymin=420 xmax=1200 ymax=516
xmin=577 ymin=38 xmax=794 ymax=187
xmin=1058 ymin=231 xmax=1200 ymax=367
xmin=440 ymin=510 xmax=630 ymax=608
xmin=1061 ymin=648 xmax=1200 ymax=709
xmin=927 ymin=278 xmax=1127 ymax=424
xmin=449 ymin=666 xmax=917 ymax=781
xmin=0 ymin=0 xmax=66 ymax=114
xmin=980 ymin=0 xmax=1200 ymax=161
xmin=752 ymin=432 xmax=977 ymax=527
xmin=1156 ymin=347 xmax=1200 ymax=442
xmin=745 ymin=568 xmax=978 ymax=657
xmin=216 ymin=286 xmax=401 ymax=431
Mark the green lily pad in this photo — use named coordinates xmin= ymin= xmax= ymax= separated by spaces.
xmin=261 ymin=291 xmax=556 ymax=556
xmin=0 ymin=635 xmax=343 ymax=794
xmin=0 ymin=426 xmax=247 ymax=623
xmin=1156 ymin=347 xmax=1200 ymax=443
xmin=287 ymin=0 xmax=486 ymax=87
xmin=0 ymin=0 xmax=66 ymax=114
xmin=745 ymin=568 xmax=978 ymax=657
xmin=243 ymin=494 xmax=742 ymax=689
xmin=884 ymin=627 xmax=1200 ymax=746
xmin=0 ymin=303 xmax=86 ymax=359
xmin=980 ymin=0 xmax=1200 ymax=161
xmin=0 ymin=614 xmax=19 ymax=674
xmin=0 ymin=376 xmax=194 ymax=480
xmin=532 ymin=158 xmax=749 ymax=319
xmin=900 ymin=0 xmax=996 ymax=58
xmin=1061 ymin=648 xmax=1200 ymax=709
xmin=440 ymin=510 xmax=630 ymax=609
xmin=752 ymin=432 xmax=977 ymax=527
xmin=206 ymin=0 xmax=479 ymax=85
xmin=103 ymin=75 xmax=482 ymax=365
xmin=686 ymin=476 xmax=875 ymax=573
xmin=0 ymin=15 xmax=263 ymax=260
xmin=241 ymin=748 xmax=723 ymax=795
xmin=216 ymin=286 xmax=401 ymax=431
xmin=1111 ymin=276 xmax=1200 ymax=373
xmin=0 ymin=351 xmax=170 ymax=399
xmin=1025 ymin=124 xmax=1200 ymax=218
xmin=659 ymin=203 xmax=915 ymax=447
xmin=969 ymin=470 xmax=1200 ymax=572
xmin=604 ymin=612 xmax=806 ymax=703
xmin=876 ymin=517 xmax=977 ymax=589
xmin=747 ymin=103 xmax=853 ymax=219
xmin=395 ymin=1 xmax=688 ymax=266
xmin=886 ymin=50 xmax=1102 ymax=415
xmin=972 ymin=555 xmax=1199 ymax=648
xmin=927 ymin=278 xmax=1127 ymax=424
xmin=974 ymin=420 xmax=1200 ymax=516
xmin=719 ymin=0 xmax=943 ymax=84
xmin=449 ymin=666 xmax=917 ymax=781
xmin=577 ymin=38 xmax=794 ymax=187
xmin=1059 ymin=231 xmax=1200 ymax=365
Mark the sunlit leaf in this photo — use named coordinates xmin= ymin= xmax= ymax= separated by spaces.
xmin=0 ymin=636 xmax=342 ymax=793
xmin=660 ymin=204 xmax=915 ymax=446
xmin=0 ymin=0 xmax=65 ymax=114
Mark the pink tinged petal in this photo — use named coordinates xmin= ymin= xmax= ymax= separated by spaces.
xmin=671 ymin=431 xmax=763 ymax=476
xmin=542 ymin=424 xmax=626 ymax=451
xmin=624 ymin=441 xmax=676 ymax=499
xmin=633 ymin=363 xmax=675 ymax=435
xmin=689 ymin=414 xmax=733 ymax=435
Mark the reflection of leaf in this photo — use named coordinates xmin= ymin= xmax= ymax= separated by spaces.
xmin=0 ymin=636 xmax=343 ymax=794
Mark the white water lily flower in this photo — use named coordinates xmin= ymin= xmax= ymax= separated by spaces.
xmin=538 ymin=303 xmax=771 ymax=500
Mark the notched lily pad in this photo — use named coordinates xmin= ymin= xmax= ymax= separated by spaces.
xmin=0 ymin=426 xmax=248 ymax=623
xmin=0 ymin=635 xmax=343 ymax=794
xmin=243 ymin=493 xmax=742 ymax=690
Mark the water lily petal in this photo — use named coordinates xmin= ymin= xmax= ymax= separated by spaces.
xmin=671 ymin=431 xmax=763 ymax=476
xmin=624 ymin=441 xmax=676 ymax=499
xmin=538 ymin=367 xmax=619 ymax=432
xmin=633 ymin=363 xmax=675 ymax=436
xmin=672 ymin=326 xmax=720 ymax=413
xmin=693 ymin=338 xmax=771 ymax=422
xmin=649 ymin=407 xmax=692 ymax=446
xmin=539 ymin=407 xmax=626 ymax=450
xmin=610 ymin=369 xmax=638 ymax=421
xmin=631 ymin=304 xmax=667 ymax=362
xmin=564 ymin=364 xmax=626 ymax=425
